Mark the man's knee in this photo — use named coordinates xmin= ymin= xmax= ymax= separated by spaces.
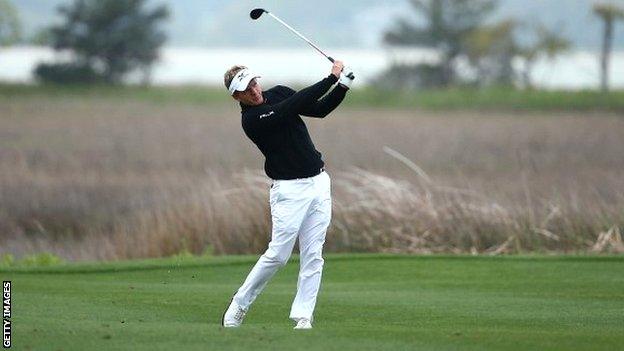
xmin=263 ymin=247 xmax=292 ymax=267
xmin=301 ymin=249 xmax=324 ymax=266
xmin=275 ymin=252 xmax=291 ymax=266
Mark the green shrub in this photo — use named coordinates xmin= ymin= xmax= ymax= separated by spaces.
xmin=18 ymin=253 xmax=64 ymax=267
xmin=34 ymin=63 xmax=103 ymax=84
xmin=1 ymin=252 xmax=65 ymax=268
xmin=0 ymin=254 xmax=15 ymax=268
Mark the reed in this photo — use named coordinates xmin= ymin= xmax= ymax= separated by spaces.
xmin=1 ymin=98 xmax=623 ymax=260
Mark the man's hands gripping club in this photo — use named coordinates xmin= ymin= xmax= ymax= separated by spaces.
xmin=331 ymin=60 xmax=355 ymax=90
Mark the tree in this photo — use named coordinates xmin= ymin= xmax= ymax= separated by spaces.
xmin=29 ymin=28 xmax=54 ymax=46
xmin=464 ymin=20 xmax=517 ymax=87
xmin=383 ymin=0 xmax=497 ymax=87
xmin=0 ymin=0 xmax=21 ymax=46
xmin=38 ymin=0 xmax=169 ymax=84
xmin=593 ymin=3 xmax=624 ymax=92
xmin=371 ymin=63 xmax=446 ymax=90
xmin=516 ymin=24 xmax=571 ymax=89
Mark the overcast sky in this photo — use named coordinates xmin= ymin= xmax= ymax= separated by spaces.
xmin=12 ymin=0 xmax=624 ymax=50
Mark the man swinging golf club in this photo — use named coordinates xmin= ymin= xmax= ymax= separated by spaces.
xmin=221 ymin=60 xmax=354 ymax=329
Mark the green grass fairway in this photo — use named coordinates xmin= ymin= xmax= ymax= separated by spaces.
xmin=3 ymin=254 xmax=624 ymax=350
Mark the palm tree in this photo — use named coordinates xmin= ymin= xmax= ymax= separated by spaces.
xmin=593 ymin=3 xmax=624 ymax=92
xmin=517 ymin=24 xmax=571 ymax=89
xmin=464 ymin=20 xmax=517 ymax=87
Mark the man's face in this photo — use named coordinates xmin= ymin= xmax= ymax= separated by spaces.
xmin=233 ymin=79 xmax=264 ymax=106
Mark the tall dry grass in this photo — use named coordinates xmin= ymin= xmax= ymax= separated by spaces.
xmin=1 ymin=98 xmax=623 ymax=260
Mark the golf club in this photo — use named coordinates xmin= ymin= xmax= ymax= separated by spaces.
xmin=250 ymin=8 xmax=354 ymax=79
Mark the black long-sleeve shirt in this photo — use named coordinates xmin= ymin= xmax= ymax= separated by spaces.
xmin=241 ymin=74 xmax=347 ymax=180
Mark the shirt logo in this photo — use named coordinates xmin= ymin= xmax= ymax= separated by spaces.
xmin=259 ymin=111 xmax=274 ymax=119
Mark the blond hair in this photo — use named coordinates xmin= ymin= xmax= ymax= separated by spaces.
xmin=224 ymin=65 xmax=247 ymax=90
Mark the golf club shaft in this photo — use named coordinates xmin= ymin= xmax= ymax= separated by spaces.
xmin=266 ymin=12 xmax=334 ymax=63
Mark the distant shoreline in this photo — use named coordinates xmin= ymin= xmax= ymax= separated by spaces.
xmin=1 ymin=46 xmax=623 ymax=89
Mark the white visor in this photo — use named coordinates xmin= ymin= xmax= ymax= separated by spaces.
xmin=228 ymin=68 xmax=261 ymax=95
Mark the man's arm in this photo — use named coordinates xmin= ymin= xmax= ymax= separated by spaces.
xmin=301 ymin=66 xmax=354 ymax=118
xmin=243 ymin=75 xmax=338 ymax=128
xmin=243 ymin=61 xmax=345 ymax=127
xmin=272 ymin=74 xmax=339 ymax=116
xmin=300 ymin=85 xmax=348 ymax=118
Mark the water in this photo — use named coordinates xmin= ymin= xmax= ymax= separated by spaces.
xmin=1 ymin=46 xmax=622 ymax=89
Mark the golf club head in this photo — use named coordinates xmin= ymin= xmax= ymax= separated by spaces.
xmin=248 ymin=7 xmax=335 ymax=65
xmin=250 ymin=8 xmax=267 ymax=20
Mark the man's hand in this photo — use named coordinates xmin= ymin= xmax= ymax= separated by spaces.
xmin=339 ymin=67 xmax=355 ymax=89
xmin=331 ymin=60 xmax=344 ymax=78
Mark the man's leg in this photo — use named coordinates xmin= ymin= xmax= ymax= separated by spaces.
xmin=290 ymin=173 xmax=332 ymax=322
xmin=233 ymin=183 xmax=313 ymax=311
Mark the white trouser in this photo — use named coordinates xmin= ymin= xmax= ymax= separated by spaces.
xmin=233 ymin=170 xmax=332 ymax=321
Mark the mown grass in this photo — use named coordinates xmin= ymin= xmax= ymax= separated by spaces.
xmin=2 ymin=83 xmax=624 ymax=112
xmin=2 ymin=254 xmax=623 ymax=351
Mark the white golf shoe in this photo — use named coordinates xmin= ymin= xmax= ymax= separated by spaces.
xmin=293 ymin=318 xmax=312 ymax=330
xmin=221 ymin=297 xmax=246 ymax=328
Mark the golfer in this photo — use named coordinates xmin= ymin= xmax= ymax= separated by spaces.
xmin=221 ymin=61 xmax=354 ymax=329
